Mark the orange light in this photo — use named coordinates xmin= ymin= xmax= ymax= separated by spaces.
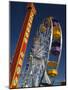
xmin=20 ymin=52 xmax=24 ymax=59
xmin=25 ymin=32 xmax=29 ymax=38
xmin=24 ymin=37 xmax=28 ymax=43
xmin=12 ymin=76 xmax=18 ymax=87
xmin=18 ymin=58 xmax=22 ymax=66
xmin=16 ymin=66 xmax=21 ymax=75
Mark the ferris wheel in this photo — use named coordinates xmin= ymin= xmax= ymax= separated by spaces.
xmin=19 ymin=16 xmax=62 ymax=87
xmin=39 ymin=17 xmax=62 ymax=85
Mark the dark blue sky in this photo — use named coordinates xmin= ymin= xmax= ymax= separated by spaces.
xmin=10 ymin=1 xmax=66 ymax=84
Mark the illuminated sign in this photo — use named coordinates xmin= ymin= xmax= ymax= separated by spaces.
xmin=10 ymin=3 xmax=36 ymax=88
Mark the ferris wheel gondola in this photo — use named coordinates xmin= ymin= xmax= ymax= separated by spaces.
xmin=46 ymin=17 xmax=62 ymax=84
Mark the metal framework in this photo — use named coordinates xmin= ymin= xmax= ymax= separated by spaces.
xmin=18 ymin=17 xmax=62 ymax=87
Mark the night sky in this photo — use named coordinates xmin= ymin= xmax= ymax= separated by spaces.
xmin=10 ymin=1 xmax=66 ymax=85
